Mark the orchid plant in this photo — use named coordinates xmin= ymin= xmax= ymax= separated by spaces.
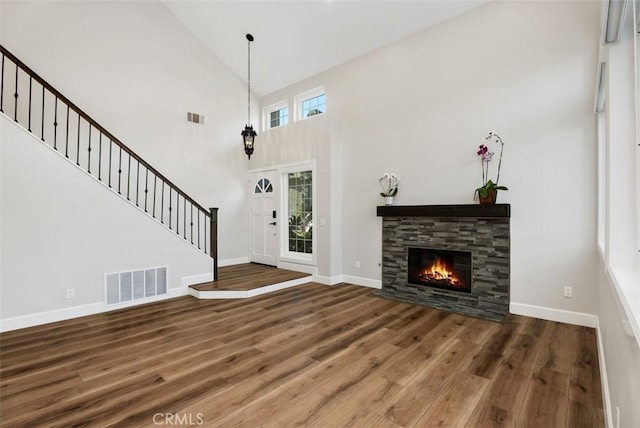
xmin=379 ymin=173 xmax=399 ymax=197
xmin=475 ymin=132 xmax=508 ymax=200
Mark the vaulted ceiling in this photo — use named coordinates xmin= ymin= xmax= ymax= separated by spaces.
xmin=163 ymin=1 xmax=489 ymax=96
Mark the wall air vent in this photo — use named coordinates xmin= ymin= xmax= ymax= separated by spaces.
xmin=187 ymin=112 xmax=205 ymax=125
xmin=105 ymin=266 xmax=167 ymax=305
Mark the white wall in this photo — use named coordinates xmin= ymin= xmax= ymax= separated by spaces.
xmin=261 ymin=1 xmax=600 ymax=315
xmin=1 ymin=120 xmax=212 ymax=326
xmin=0 ymin=0 xmax=255 ymax=263
xmin=0 ymin=0 xmax=257 ymax=327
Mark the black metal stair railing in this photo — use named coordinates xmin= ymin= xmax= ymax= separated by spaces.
xmin=0 ymin=45 xmax=218 ymax=279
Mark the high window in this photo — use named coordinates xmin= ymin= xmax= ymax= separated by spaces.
xmin=263 ymin=100 xmax=289 ymax=130
xmin=301 ymin=94 xmax=325 ymax=119
xmin=295 ymin=87 xmax=326 ymax=121
xmin=270 ymin=108 xmax=288 ymax=128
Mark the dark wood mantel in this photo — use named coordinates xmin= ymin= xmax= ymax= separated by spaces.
xmin=376 ymin=204 xmax=510 ymax=218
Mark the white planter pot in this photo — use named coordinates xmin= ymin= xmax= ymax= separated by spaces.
xmin=385 ymin=196 xmax=395 ymax=206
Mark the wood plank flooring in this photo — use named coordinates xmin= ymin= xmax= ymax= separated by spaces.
xmin=0 ymin=283 xmax=604 ymax=427
xmin=191 ymin=263 xmax=310 ymax=291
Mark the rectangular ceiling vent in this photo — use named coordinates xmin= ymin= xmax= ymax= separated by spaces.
xmin=187 ymin=112 xmax=204 ymax=125
xmin=105 ymin=266 xmax=167 ymax=305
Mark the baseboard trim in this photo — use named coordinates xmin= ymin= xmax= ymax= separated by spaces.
xmin=278 ymin=261 xmax=318 ymax=276
xmin=341 ymin=275 xmax=382 ymax=289
xmin=247 ymin=276 xmax=313 ymax=297
xmin=219 ymin=257 xmax=249 ymax=267
xmin=0 ymin=287 xmax=188 ymax=333
xmin=180 ymin=272 xmax=213 ymax=287
xmin=509 ymin=302 xmax=597 ymax=328
xmin=191 ymin=276 xmax=313 ymax=299
xmin=595 ymin=318 xmax=614 ymax=428
xmin=314 ymin=275 xmax=344 ymax=286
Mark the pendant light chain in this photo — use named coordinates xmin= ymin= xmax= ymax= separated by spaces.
xmin=247 ymin=35 xmax=251 ymax=125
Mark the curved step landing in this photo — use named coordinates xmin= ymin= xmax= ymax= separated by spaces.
xmin=189 ymin=263 xmax=313 ymax=299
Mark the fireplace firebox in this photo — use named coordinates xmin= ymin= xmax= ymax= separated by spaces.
xmin=407 ymin=247 xmax=472 ymax=293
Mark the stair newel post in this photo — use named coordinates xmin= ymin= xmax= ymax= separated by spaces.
xmin=209 ymin=207 xmax=219 ymax=281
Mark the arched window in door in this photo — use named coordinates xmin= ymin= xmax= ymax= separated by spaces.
xmin=254 ymin=178 xmax=273 ymax=194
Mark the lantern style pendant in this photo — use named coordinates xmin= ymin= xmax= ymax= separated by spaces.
xmin=242 ymin=33 xmax=256 ymax=159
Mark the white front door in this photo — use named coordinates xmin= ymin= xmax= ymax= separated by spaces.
xmin=249 ymin=171 xmax=278 ymax=266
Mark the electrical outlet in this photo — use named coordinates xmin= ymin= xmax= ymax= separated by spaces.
xmin=355 ymin=261 xmax=361 ymax=269
xmin=66 ymin=288 xmax=75 ymax=299
xmin=563 ymin=286 xmax=573 ymax=298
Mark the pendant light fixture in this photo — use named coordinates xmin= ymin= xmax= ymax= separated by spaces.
xmin=241 ymin=33 xmax=256 ymax=159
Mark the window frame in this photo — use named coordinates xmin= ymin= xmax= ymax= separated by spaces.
xmin=279 ymin=162 xmax=316 ymax=265
xmin=597 ymin=110 xmax=607 ymax=256
xmin=295 ymin=87 xmax=326 ymax=122
xmin=634 ymin=0 xmax=640 ymax=266
xmin=263 ymin=100 xmax=289 ymax=131
xmin=595 ymin=0 xmax=640 ymax=341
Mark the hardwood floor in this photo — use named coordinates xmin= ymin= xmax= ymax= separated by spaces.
xmin=191 ymin=263 xmax=310 ymax=291
xmin=0 ymin=283 xmax=604 ymax=427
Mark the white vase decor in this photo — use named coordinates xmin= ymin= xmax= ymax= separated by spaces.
xmin=379 ymin=173 xmax=399 ymax=205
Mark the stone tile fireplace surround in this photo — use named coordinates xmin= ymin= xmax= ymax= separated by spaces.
xmin=376 ymin=204 xmax=510 ymax=322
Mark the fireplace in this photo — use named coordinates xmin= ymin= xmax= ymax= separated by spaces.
xmin=407 ymin=248 xmax=472 ymax=293
xmin=376 ymin=204 xmax=510 ymax=321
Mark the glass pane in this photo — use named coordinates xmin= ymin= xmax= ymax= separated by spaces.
xmin=270 ymin=109 xmax=288 ymax=128
xmin=287 ymin=170 xmax=313 ymax=255
xmin=302 ymin=94 xmax=325 ymax=118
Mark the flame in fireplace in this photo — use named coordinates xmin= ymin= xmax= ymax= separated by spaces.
xmin=420 ymin=257 xmax=460 ymax=286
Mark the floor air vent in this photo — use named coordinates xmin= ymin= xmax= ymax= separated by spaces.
xmin=105 ymin=266 xmax=167 ymax=305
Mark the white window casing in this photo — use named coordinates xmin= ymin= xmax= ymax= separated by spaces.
xmin=263 ymin=100 xmax=289 ymax=130
xmin=279 ymin=161 xmax=316 ymax=265
xmin=294 ymin=86 xmax=326 ymax=122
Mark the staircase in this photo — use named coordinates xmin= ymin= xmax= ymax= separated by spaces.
xmin=0 ymin=45 xmax=218 ymax=280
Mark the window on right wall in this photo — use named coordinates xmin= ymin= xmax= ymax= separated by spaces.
xmin=296 ymin=87 xmax=326 ymax=121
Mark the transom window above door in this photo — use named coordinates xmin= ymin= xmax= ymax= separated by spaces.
xmin=254 ymin=178 xmax=273 ymax=194
xmin=295 ymin=87 xmax=326 ymax=121
xmin=263 ymin=100 xmax=289 ymax=130
xmin=301 ymin=94 xmax=325 ymax=119
xmin=270 ymin=108 xmax=288 ymax=128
